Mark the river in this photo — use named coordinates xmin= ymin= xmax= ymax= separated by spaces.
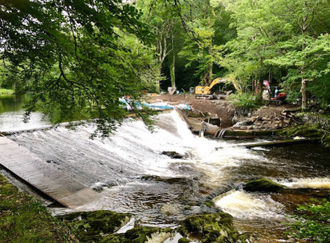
xmin=1 ymin=95 xmax=330 ymax=242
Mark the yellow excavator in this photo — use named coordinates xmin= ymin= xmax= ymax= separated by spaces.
xmin=194 ymin=77 xmax=240 ymax=99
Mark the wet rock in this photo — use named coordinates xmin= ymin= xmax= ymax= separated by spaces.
xmin=178 ymin=238 xmax=190 ymax=243
xmin=243 ymin=178 xmax=285 ymax=193
xmin=161 ymin=151 xmax=184 ymax=159
xmin=101 ymin=226 xmax=174 ymax=243
xmin=161 ymin=203 xmax=182 ymax=216
xmin=177 ymin=212 xmax=251 ymax=243
xmin=57 ymin=210 xmax=132 ymax=242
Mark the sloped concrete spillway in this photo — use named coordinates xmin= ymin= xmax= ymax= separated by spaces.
xmin=1 ymin=110 xmax=330 ymax=242
xmin=0 ymin=137 xmax=101 ymax=208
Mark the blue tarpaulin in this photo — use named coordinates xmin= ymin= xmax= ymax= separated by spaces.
xmin=119 ymin=99 xmax=191 ymax=111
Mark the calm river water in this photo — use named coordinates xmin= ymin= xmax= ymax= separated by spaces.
xmin=1 ymin=95 xmax=329 ymax=242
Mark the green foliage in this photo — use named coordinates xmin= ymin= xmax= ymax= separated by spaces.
xmin=219 ymin=0 xmax=330 ymax=108
xmin=228 ymin=92 xmax=259 ymax=109
xmin=285 ymin=198 xmax=330 ymax=243
xmin=0 ymin=0 xmax=156 ymax=137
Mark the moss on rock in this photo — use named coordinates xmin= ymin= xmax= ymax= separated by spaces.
xmin=58 ymin=210 xmax=132 ymax=242
xmin=243 ymin=178 xmax=285 ymax=193
xmin=178 ymin=237 xmax=190 ymax=243
xmin=282 ymin=124 xmax=323 ymax=138
xmin=101 ymin=226 xmax=173 ymax=243
xmin=1 ymin=183 xmax=18 ymax=195
xmin=177 ymin=212 xmax=251 ymax=243
xmin=0 ymin=174 xmax=74 ymax=243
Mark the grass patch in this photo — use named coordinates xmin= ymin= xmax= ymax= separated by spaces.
xmin=0 ymin=174 xmax=76 ymax=242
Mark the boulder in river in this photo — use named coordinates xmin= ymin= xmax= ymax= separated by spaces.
xmin=243 ymin=178 xmax=286 ymax=193
xmin=161 ymin=151 xmax=185 ymax=159
xmin=177 ymin=212 xmax=252 ymax=243
xmin=57 ymin=210 xmax=132 ymax=242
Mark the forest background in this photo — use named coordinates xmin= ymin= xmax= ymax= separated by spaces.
xmin=1 ymin=0 xmax=330 ymax=136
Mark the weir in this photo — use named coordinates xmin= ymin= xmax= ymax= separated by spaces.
xmin=0 ymin=137 xmax=101 ymax=208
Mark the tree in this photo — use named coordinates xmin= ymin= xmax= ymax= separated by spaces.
xmin=0 ymin=0 xmax=156 ymax=137
xmin=136 ymin=0 xmax=179 ymax=92
xmin=178 ymin=0 xmax=222 ymax=84
xmin=220 ymin=0 xmax=330 ymax=108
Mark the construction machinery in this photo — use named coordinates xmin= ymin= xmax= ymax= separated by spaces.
xmin=194 ymin=77 xmax=240 ymax=100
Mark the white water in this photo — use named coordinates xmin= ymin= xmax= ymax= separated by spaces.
xmin=2 ymin=109 xmax=330 ymax=240
xmin=280 ymin=178 xmax=330 ymax=189
xmin=214 ymin=190 xmax=285 ymax=221
xmin=0 ymin=111 xmax=50 ymax=131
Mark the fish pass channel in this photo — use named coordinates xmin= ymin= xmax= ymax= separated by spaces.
xmin=1 ymin=109 xmax=330 ymax=242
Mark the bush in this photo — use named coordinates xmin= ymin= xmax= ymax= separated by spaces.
xmin=285 ymin=198 xmax=330 ymax=242
xmin=228 ymin=92 xmax=259 ymax=109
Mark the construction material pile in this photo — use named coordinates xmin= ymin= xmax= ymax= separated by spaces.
xmin=233 ymin=106 xmax=302 ymax=130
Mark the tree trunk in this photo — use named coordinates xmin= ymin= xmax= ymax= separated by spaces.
xmin=301 ymin=78 xmax=307 ymax=110
xmin=171 ymin=28 xmax=176 ymax=89
xmin=208 ymin=38 xmax=213 ymax=84
xmin=257 ymin=57 xmax=264 ymax=102
xmin=300 ymin=1 xmax=307 ymax=110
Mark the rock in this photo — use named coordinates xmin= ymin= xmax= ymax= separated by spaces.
xmin=101 ymin=226 xmax=174 ymax=243
xmin=262 ymin=117 xmax=271 ymax=121
xmin=161 ymin=151 xmax=184 ymax=159
xmin=57 ymin=211 xmax=132 ymax=242
xmin=283 ymin=118 xmax=291 ymax=124
xmin=160 ymin=203 xmax=182 ymax=216
xmin=177 ymin=212 xmax=251 ymax=243
xmin=178 ymin=238 xmax=190 ymax=243
xmin=243 ymin=178 xmax=286 ymax=193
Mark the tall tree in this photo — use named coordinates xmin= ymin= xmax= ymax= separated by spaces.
xmin=0 ymin=0 xmax=156 ymax=137
xmin=136 ymin=0 xmax=178 ymax=92
xmin=220 ymin=0 xmax=330 ymax=109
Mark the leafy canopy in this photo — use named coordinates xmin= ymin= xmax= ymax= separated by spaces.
xmin=0 ymin=0 xmax=157 ymax=137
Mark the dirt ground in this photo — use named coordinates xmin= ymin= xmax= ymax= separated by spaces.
xmin=147 ymin=93 xmax=301 ymax=129
xmin=148 ymin=93 xmax=234 ymax=127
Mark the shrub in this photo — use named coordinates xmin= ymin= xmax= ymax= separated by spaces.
xmin=228 ymin=92 xmax=259 ymax=109
xmin=285 ymin=198 xmax=330 ymax=242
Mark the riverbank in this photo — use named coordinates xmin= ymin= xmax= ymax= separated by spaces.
xmin=0 ymin=173 xmax=76 ymax=242
xmin=148 ymin=93 xmax=330 ymax=148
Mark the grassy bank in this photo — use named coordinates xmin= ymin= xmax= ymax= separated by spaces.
xmin=0 ymin=88 xmax=14 ymax=96
xmin=0 ymin=174 xmax=76 ymax=242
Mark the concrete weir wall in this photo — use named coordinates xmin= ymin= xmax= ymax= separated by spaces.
xmin=0 ymin=137 xmax=101 ymax=208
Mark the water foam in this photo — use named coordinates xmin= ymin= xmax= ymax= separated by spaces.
xmin=214 ymin=190 xmax=285 ymax=220
xmin=280 ymin=178 xmax=330 ymax=189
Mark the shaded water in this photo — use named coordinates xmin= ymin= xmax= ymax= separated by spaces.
xmin=1 ymin=102 xmax=330 ymax=242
